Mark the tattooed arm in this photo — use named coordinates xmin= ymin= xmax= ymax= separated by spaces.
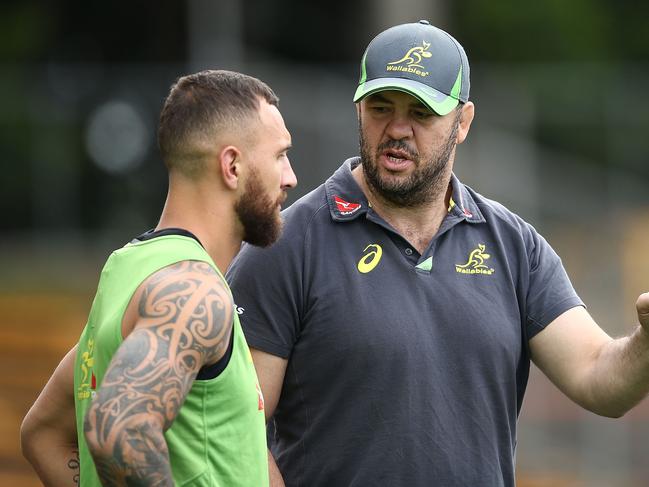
xmin=21 ymin=345 xmax=80 ymax=486
xmin=84 ymin=260 xmax=232 ymax=486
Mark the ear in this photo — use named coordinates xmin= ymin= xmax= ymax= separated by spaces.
xmin=219 ymin=145 xmax=241 ymax=190
xmin=456 ymin=101 xmax=475 ymax=145
xmin=355 ymin=102 xmax=362 ymax=120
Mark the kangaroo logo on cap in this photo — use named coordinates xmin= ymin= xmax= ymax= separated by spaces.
xmin=387 ymin=41 xmax=432 ymax=74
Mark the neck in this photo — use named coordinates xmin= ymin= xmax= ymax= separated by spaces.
xmin=156 ymin=180 xmax=242 ymax=273
xmin=353 ymin=165 xmax=453 ymax=254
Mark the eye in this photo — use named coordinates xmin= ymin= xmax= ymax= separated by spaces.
xmin=369 ymin=105 xmax=390 ymax=114
xmin=413 ymin=109 xmax=433 ymax=120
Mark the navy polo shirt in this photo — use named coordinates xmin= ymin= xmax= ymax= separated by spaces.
xmin=226 ymin=157 xmax=583 ymax=487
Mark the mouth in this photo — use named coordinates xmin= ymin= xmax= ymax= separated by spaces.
xmin=380 ymin=148 xmax=414 ymax=170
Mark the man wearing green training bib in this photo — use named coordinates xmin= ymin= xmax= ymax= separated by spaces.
xmin=21 ymin=69 xmax=297 ymax=486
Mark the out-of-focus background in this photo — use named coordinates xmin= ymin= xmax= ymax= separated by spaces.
xmin=2 ymin=1 xmax=648 ymax=485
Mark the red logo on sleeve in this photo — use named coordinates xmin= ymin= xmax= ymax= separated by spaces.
xmin=334 ymin=196 xmax=361 ymax=215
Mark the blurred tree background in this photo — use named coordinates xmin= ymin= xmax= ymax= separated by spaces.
xmin=2 ymin=0 xmax=649 ymax=233
xmin=458 ymin=0 xmax=649 ymax=177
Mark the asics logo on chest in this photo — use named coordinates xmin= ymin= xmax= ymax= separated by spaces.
xmin=357 ymin=244 xmax=383 ymax=273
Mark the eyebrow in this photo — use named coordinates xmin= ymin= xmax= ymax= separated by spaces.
xmin=366 ymin=93 xmax=429 ymax=110
xmin=366 ymin=93 xmax=392 ymax=104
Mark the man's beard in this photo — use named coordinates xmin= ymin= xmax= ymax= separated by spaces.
xmin=235 ymin=168 xmax=284 ymax=247
xmin=359 ymin=112 xmax=460 ymax=207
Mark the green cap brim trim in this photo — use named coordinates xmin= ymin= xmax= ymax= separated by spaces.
xmin=353 ymin=67 xmax=463 ymax=116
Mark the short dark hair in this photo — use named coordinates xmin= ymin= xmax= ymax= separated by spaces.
xmin=158 ymin=69 xmax=279 ymax=176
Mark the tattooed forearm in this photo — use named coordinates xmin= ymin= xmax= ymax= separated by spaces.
xmin=68 ymin=449 xmax=80 ymax=485
xmin=91 ymin=422 xmax=172 ymax=487
xmin=84 ymin=260 xmax=232 ymax=485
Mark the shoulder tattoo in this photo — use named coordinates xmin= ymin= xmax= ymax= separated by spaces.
xmin=84 ymin=260 xmax=232 ymax=483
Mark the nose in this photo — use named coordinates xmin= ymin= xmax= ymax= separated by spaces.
xmin=281 ymin=157 xmax=297 ymax=189
xmin=384 ymin=113 xmax=413 ymax=141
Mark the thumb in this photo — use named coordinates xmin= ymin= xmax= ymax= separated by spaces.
xmin=637 ymin=292 xmax=649 ymax=328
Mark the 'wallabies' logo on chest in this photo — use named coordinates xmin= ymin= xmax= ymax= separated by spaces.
xmin=456 ymin=244 xmax=495 ymax=276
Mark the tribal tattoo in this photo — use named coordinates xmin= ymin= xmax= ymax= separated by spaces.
xmin=84 ymin=260 xmax=232 ymax=486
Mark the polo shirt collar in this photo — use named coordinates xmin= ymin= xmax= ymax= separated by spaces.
xmin=447 ymin=173 xmax=485 ymax=224
xmin=324 ymin=157 xmax=485 ymax=224
xmin=325 ymin=157 xmax=369 ymax=222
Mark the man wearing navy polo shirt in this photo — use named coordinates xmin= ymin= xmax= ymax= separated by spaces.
xmin=227 ymin=21 xmax=649 ymax=486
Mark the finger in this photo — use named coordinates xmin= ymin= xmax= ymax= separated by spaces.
xmin=636 ymin=292 xmax=649 ymax=325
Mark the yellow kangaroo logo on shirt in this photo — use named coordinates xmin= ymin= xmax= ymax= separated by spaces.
xmin=456 ymin=244 xmax=495 ymax=275
xmin=388 ymin=41 xmax=432 ymax=69
xmin=358 ymin=244 xmax=383 ymax=274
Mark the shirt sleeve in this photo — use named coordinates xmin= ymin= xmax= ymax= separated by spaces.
xmin=524 ymin=226 xmax=584 ymax=339
xmin=226 ymin=235 xmax=304 ymax=359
